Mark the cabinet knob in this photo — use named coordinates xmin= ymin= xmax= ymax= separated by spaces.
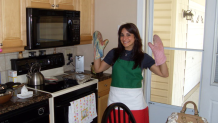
xmin=51 ymin=4 xmax=55 ymax=7
xmin=104 ymin=84 xmax=107 ymax=87
xmin=56 ymin=4 xmax=59 ymax=7
xmin=0 ymin=43 xmax=2 ymax=46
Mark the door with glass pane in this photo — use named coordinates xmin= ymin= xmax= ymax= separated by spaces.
xmin=145 ymin=0 xmax=206 ymax=122
xmin=199 ymin=0 xmax=218 ymax=122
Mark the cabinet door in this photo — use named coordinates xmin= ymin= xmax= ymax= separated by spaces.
xmin=55 ymin=0 xmax=75 ymax=10
xmin=74 ymin=0 xmax=94 ymax=45
xmin=0 ymin=0 xmax=26 ymax=53
xmin=26 ymin=0 xmax=54 ymax=9
xmin=98 ymin=94 xmax=109 ymax=123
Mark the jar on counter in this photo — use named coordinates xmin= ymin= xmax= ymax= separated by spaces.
xmin=91 ymin=62 xmax=103 ymax=76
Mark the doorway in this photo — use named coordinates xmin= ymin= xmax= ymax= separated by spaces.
xmin=151 ymin=0 xmax=205 ymax=108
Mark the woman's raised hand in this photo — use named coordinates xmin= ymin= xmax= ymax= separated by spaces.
xmin=148 ymin=35 xmax=166 ymax=66
xmin=93 ymin=31 xmax=109 ymax=60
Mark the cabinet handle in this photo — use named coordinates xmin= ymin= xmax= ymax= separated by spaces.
xmin=104 ymin=84 xmax=107 ymax=87
xmin=98 ymin=96 xmax=100 ymax=98
xmin=51 ymin=4 xmax=55 ymax=7
xmin=56 ymin=4 xmax=59 ymax=7
xmin=0 ymin=43 xmax=2 ymax=46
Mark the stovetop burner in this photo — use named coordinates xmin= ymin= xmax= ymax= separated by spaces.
xmin=27 ymin=78 xmax=94 ymax=93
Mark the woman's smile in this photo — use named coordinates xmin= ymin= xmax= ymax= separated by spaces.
xmin=120 ymin=28 xmax=135 ymax=50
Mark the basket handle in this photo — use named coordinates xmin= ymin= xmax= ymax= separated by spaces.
xmin=180 ymin=101 xmax=198 ymax=115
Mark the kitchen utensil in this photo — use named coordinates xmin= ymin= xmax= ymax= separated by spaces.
xmin=5 ymin=82 xmax=21 ymax=89
xmin=62 ymin=73 xmax=92 ymax=84
xmin=27 ymin=63 xmax=45 ymax=85
xmin=45 ymin=76 xmax=58 ymax=81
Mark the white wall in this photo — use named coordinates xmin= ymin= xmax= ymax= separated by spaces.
xmin=76 ymin=0 xmax=138 ymax=73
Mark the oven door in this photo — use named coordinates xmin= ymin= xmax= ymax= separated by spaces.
xmin=54 ymin=83 xmax=98 ymax=123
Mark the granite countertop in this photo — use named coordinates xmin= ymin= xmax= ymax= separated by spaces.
xmin=0 ymin=88 xmax=52 ymax=115
xmin=65 ymin=70 xmax=112 ymax=82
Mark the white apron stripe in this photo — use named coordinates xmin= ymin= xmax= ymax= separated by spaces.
xmin=108 ymin=86 xmax=147 ymax=110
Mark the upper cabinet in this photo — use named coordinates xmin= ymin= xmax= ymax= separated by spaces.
xmin=0 ymin=0 xmax=26 ymax=53
xmin=74 ymin=0 xmax=94 ymax=45
xmin=26 ymin=0 xmax=75 ymax=10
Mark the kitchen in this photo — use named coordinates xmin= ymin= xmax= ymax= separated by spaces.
xmin=0 ymin=0 xmax=217 ymax=123
xmin=0 ymin=0 xmax=110 ymax=123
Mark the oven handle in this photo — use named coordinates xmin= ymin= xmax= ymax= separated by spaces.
xmin=55 ymin=103 xmax=71 ymax=108
xmin=55 ymin=90 xmax=97 ymax=108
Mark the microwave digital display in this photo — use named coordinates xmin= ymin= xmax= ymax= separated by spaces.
xmin=25 ymin=8 xmax=80 ymax=50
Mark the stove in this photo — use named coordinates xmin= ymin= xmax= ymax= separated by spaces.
xmin=27 ymin=74 xmax=94 ymax=93
xmin=11 ymin=53 xmax=98 ymax=123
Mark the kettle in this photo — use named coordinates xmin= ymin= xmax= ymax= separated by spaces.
xmin=26 ymin=63 xmax=44 ymax=85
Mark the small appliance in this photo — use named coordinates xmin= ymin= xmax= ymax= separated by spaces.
xmin=26 ymin=63 xmax=45 ymax=85
xmin=25 ymin=8 xmax=80 ymax=50
xmin=75 ymin=55 xmax=84 ymax=73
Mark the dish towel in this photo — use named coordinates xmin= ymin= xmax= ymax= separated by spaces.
xmin=68 ymin=93 xmax=97 ymax=123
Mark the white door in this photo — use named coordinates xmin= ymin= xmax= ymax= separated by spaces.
xmin=139 ymin=0 xmax=213 ymax=122
xmin=199 ymin=0 xmax=218 ymax=122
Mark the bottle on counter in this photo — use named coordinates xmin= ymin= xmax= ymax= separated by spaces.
xmin=91 ymin=62 xmax=103 ymax=76
xmin=91 ymin=62 xmax=96 ymax=74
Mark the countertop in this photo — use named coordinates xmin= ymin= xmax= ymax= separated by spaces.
xmin=0 ymin=71 xmax=111 ymax=115
xmin=0 ymin=88 xmax=52 ymax=115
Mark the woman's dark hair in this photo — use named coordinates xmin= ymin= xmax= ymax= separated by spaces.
xmin=112 ymin=23 xmax=144 ymax=69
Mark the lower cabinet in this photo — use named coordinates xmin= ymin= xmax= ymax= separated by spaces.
xmin=98 ymin=78 xmax=112 ymax=123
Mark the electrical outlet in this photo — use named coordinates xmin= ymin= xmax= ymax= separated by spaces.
xmin=67 ymin=53 xmax=73 ymax=60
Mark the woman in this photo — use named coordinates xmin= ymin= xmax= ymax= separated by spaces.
xmin=93 ymin=23 xmax=169 ymax=123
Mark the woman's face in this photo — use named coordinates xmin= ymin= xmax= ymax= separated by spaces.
xmin=120 ymin=28 xmax=135 ymax=51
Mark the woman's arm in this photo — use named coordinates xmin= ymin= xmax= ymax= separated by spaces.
xmin=148 ymin=35 xmax=168 ymax=77
xmin=94 ymin=59 xmax=111 ymax=73
xmin=93 ymin=31 xmax=110 ymax=73
xmin=149 ymin=62 xmax=169 ymax=77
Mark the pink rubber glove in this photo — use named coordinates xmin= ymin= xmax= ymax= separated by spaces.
xmin=93 ymin=31 xmax=109 ymax=60
xmin=148 ymin=35 xmax=166 ymax=66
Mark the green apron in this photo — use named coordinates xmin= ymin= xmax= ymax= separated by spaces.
xmin=108 ymin=58 xmax=149 ymax=123
xmin=108 ymin=57 xmax=147 ymax=109
xmin=111 ymin=58 xmax=143 ymax=88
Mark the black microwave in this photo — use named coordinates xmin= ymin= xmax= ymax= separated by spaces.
xmin=25 ymin=8 xmax=80 ymax=50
